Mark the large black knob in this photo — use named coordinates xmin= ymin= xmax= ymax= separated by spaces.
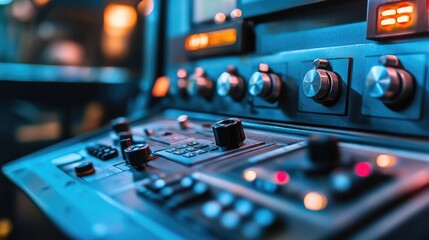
xmin=212 ymin=118 xmax=246 ymax=150
xmin=306 ymin=135 xmax=340 ymax=172
xmin=124 ymin=144 xmax=152 ymax=166
xmin=111 ymin=117 xmax=130 ymax=134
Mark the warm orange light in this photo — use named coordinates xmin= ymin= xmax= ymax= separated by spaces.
xmin=137 ymin=0 xmax=154 ymax=16
xmin=377 ymin=2 xmax=416 ymax=34
xmin=0 ymin=218 xmax=12 ymax=238
xmin=397 ymin=6 xmax=413 ymax=14
xmin=381 ymin=9 xmax=396 ymax=17
xmin=104 ymin=4 xmax=137 ymax=36
xmin=185 ymin=28 xmax=237 ymax=51
xmin=381 ymin=18 xmax=396 ymax=26
xmin=376 ymin=154 xmax=397 ymax=168
xmin=243 ymin=169 xmax=257 ymax=182
xmin=397 ymin=15 xmax=410 ymax=23
xmin=152 ymin=76 xmax=170 ymax=97
xmin=304 ymin=192 xmax=328 ymax=211
xmin=33 ymin=0 xmax=50 ymax=6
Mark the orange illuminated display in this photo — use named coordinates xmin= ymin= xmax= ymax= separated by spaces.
xmin=104 ymin=4 xmax=137 ymax=36
xmin=185 ymin=28 xmax=237 ymax=51
xmin=152 ymin=76 xmax=170 ymax=97
xmin=377 ymin=2 xmax=416 ymax=34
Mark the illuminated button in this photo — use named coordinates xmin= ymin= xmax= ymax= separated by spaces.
xmin=220 ymin=210 xmax=241 ymax=229
xmin=193 ymin=182 xmax=208 ymax=195
xmin=273 ymin=171 xmax=290 ymax=185
xmin=376 ymin=154 xmax=397 ymax=168
xmin=243 ymin=169 xmax=257 ymax=182
xmin=304 ymin=192 xmax=328 ymax=211
xmin=216 ymin=192 xmax=235 ymax=207
xmin=234 ymin=199 xmax=254 ymax=216
xmin=354 ymin=162 xmax=373 ymax=177
xmin=202 ymin=200 xmax=222 ymax=219
xmin=397 ymin=6 xmax=413 ymax=14
xmin=230 ymin=8 xmax=242 ymax=19
xmin=381 ymin=9 xmax=396 ymax=17
xmin=397 ymin=15 xmax=410 ymax=24
xmin=331 ymin=171 xmax=353 ymax=193
xmin=214 ymin=12 xmax=226 ymax=24
xmin=380 ymin=18 xmax=396 ymax=26
xmin=253 ymin=208 xmax=276 ymax=227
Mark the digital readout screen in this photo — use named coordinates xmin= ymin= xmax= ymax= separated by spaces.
xmin=377 ymin=1 xmax=417 ymax=34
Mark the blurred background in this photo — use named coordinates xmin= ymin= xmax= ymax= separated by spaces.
xmin=0 ymin=0 xmax=152 ymax=238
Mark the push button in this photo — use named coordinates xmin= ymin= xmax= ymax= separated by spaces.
xmin=74 ymin=162 xmax=95 ymax=177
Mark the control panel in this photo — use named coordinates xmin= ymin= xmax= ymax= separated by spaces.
xmin=4 ymin=112 xmax=429 ymax=239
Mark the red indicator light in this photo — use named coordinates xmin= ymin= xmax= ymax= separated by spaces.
xmin=273 ymin=171 xmax=290 ymax=185
xmin=354 ymin=162 xmax=373 ymax=177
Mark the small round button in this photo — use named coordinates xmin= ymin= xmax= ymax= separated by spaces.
xmin=75 ymin=161 xmax=95 ymax=177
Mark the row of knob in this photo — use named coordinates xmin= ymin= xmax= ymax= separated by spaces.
xmin=176 ymin=55 xmax=415 ymax=108
xmin=178 ymin=64 xmax=282 ymax=103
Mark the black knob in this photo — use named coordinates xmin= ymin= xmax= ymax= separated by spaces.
xmin=212 ymin=118 xmax=246 ymax=150
xmin=111 ymin=117 xmax=130 ymax=134
xmin=75 ymin=161 xmax=95 ymax=177
xmin=306 ymin=135 xmax=340 ymax=172
xmin=124 ymin=144 xmax=152 ymax=166
xmin=120 ymin=138 xmax=132 ymax=160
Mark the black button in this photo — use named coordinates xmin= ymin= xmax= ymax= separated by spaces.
xmin=75 ymin=162 xmax=95 ymax=177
